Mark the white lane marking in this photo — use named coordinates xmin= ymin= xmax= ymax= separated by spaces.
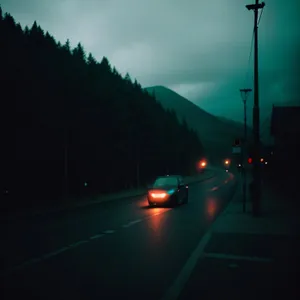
xmin=122 ymin=219 xmax=142 ymax=228
xmin=0 ymin=256 xmax=44 ymax=277
xmin=130 ymin=219 xmax=142 ymax=224
xmin=210 ymin=186 xmax=219 ymax=191
xmin=103 ymin=230 xmax=115 ymax=234
xmin=90 ymin=234 xmax=104 ymax=240
xmin=204 ymin=252 xmax=272 ymax=263
xmin=161 ymin=230 xmax=212 ymax=300
xmin=43 ymin=247 xmax=70 ymax=259
xmin=122 ymin=210 xmax=171 ymax=229
xmin=142 ymin=210 xmax=171 ymax=222
xmin=1 ymin=245 xmax=73 ymax=277
xmin=2 ymin=206 xmax=172 ymax=277
xmin=20 ymin=257 xmax=43 ymax=267
xmin=69 ymin=240 xmax=88 ymax=248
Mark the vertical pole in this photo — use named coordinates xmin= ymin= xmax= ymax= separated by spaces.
xmin=252 ymin=0 xmax=261 ymax=217
xmin=244 ymin=100 xmax=247 ymax=143
xmin=240 ymin=89 xmax=251 ymax=213
xmin=243 ymin=99 xmax=247 ymax=213
xmin=246 ymin=0 xmax=265 ymax=217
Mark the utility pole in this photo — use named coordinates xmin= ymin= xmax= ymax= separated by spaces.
xmin=240 ymin=89 xmax=252 ymax=144
xmin=240 ymin=88 xmax=252 ymax=213
xmin=246 ymin=0 xmax=265 ymax=217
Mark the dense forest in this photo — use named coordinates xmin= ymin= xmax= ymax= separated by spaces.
xmin=0 ymin=7 xmax=204 ymax=209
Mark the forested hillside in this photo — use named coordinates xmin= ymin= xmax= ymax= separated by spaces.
xmin=145 ymin=86 xmax=248 ymax=163
xmin=0 ymin=7 xmax=203 ymax=208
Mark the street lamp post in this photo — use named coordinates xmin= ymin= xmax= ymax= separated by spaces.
xmin=245 ymin=0 xmax=265 ymax=217
xmin=240 ymin=88 xmax=252 ymax=212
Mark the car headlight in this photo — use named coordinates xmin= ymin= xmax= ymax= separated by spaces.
xmin=150 ymin=192 xmax=167 ymax=199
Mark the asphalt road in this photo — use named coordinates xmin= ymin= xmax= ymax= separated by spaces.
xmin=1 ymin=169 xmax=238 ymax=300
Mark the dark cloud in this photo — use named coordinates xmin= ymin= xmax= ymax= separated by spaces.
xmin=1 ymin=0 xmax=299 ymax=123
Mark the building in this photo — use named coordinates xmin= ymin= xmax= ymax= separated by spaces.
xmin=270 ymin=105 xmax=300 ymax=169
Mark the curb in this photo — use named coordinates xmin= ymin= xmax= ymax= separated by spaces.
xmin=1 ymin=172 xmax=215 ymax=222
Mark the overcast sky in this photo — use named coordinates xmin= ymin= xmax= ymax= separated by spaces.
xmin=1 ymin=0 xmax=300 ymax=126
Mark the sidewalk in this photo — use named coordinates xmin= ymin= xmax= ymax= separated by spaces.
xmin=179 ymin=174 xmax=300 ymax=300
xmin=1 ymin=170 xmax=215 ymax=221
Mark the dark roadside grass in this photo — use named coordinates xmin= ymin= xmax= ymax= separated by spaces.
xmin=178 ymin=164 xmax=300 ymax=300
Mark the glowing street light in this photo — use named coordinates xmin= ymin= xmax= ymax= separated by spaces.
xmin=224 ymin=159 xmax=231 ymax=166
xmin=198 ymin=160 xmax=207 ymax=171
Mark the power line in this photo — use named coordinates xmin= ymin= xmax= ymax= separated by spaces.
xmin=258 ymin=5 xmax=265 ymax=25
xmin=244 ymin=5 xmax=264 ymax=88
xmin=242 ymin=5 xmax=266 ymax=138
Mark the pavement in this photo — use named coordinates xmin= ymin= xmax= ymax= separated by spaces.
xmin=176 ymin=171 xmax=300 ymax=300
xmin=1 ymin=168 xmax=299 ymax=300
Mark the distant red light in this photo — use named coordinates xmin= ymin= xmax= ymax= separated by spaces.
xmin=199 ymin=160 xmax=207 ymax=168
xmin=248 ymin=158 xmax=252 ymax=164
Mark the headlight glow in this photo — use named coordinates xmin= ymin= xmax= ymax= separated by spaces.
xmin=151 ymin=193 xmax=167 ymax=199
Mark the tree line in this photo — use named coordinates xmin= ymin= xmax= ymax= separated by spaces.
xmin=0 ymin=7 xmax=204 ymax=210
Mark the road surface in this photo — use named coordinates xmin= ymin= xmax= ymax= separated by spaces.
xmin=1 ymin=169 xmax=237 ymax=300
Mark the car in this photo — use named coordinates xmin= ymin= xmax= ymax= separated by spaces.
xmin=147 ymin=175 xmax=189 ymax=207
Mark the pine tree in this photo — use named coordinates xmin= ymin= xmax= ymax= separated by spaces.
xmin=72 ymin=42 xmax=86 ymax=62
xmin=100 ymin=56 xmax=111 ymax=72
xmin=24 ymin=25 xmax=30 ymax=35
xmin=87 ymin=52 xmax=97 ymax=66
xmin=63 ymin=39 xmax=71 ymax=53
xmin=4 ymin=13 xmax=16 ymax=29
xmin=133 ymin=79 xmax=140 ymax=88
xmin=124 ymin=72 xmax=132 ymax=83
